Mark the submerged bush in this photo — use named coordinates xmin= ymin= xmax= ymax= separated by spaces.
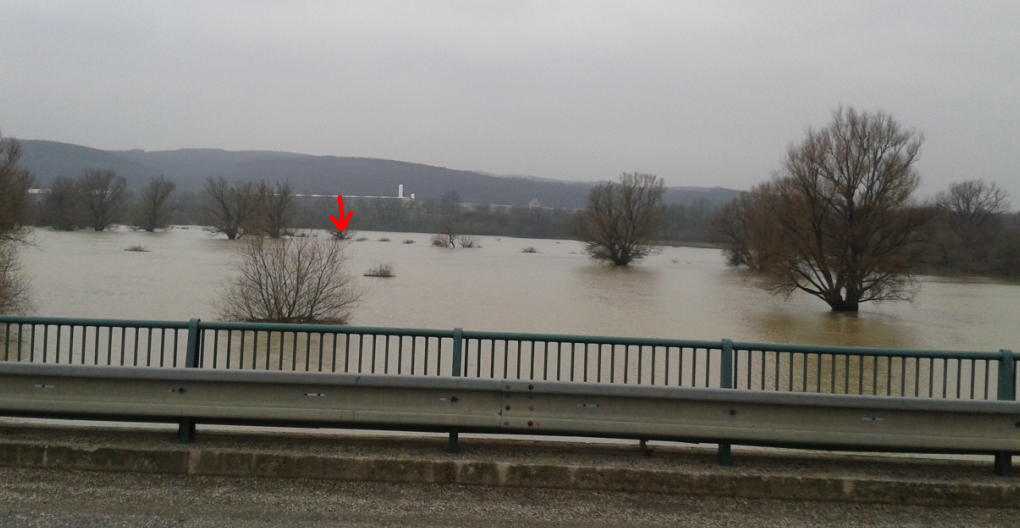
xmin=364 ymin=263 xmax=395 ymax=278
xmin=219 ymin=237 xmax=360 ymax=325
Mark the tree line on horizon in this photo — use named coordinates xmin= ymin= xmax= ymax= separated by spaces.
xmin=23 ymin=170 xmax=724 ymax=244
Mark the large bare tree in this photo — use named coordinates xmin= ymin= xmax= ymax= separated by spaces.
xmin=77 ymin=169 xmax=131 ymax=231
xmin=133 ymin=175 xmax=178 ymax=232
xmin=219 ymin=237 xmax=360 ymax=324
xmin=41 ymin=176 xmax=84 ymax=231
xmin=572 ymin=172 xmax=665 ymax=265
xmin=0 ymin=132 xmax=33 ymax=243
xmin=719 ymin=107 xmax=931 ymax=312
xmin=0 ymin=241 xmax=30 ymax=315
xmin=203 ymin=176 xmax=259 ymax=240
xmin=0 ymin=131 xmax=33 ymax=314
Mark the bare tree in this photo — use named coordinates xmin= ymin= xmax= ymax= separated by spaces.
xmin=0 ymin=131 xmax=33 ymax=315
xmin=0 ymin=241 xmax=31 ymax=315
xmin=431 ymin=190 xmax=462 ymax=247
xmin=572 ymin=172 xmax=665 ymax=265
xmin=0 ymin=131 xmax=33 ymax=243
xmin=714 ymin=193 xmax=759 ymax=268
xmin=928 ymin=180 xmax=1011 ymax=272
xmin=203 ymin=176 xmax=259 ymax=240
xmin=77 ymin=169 xmax=131 ymax=231
xmin=219 ymin=237 xmax=360 ymax=324
xmin=41 ymin=176 xmax=84 ymax=231
xmin=935 ymin=180 xmax=1009 ymax=229
xmin=721 ymin=107 xmax=931 ymax=312
xmin=256 ymin=180 xmax=296 ymax=238
xmin=133 ymin=175 xmax=178 ymax=232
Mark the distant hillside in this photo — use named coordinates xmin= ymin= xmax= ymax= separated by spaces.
xmin=18 ymin=140 xmax=741 ymax=209
xmin=19 ymin=141 xmax=164 ymax=184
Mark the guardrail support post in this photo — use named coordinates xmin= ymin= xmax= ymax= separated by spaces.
xmin=448 ymin=327 xmax=463 ymax=453
xmin=721 ymin=339 xmax=734 ymax=389
xmin=452 ymin=328 xmax=463 ymax=377
xmin=718 ymin=442 xmax=732 ymax=466
xmin=448 ymin=427 xmax=459 ymax=455
xmin=178 ymin=319 xmax=202 ymax=444
xmin=995 ymin=453 xmax=1012 ymax=478
xmin=994 ymin=349 xmax=1015 ymax=477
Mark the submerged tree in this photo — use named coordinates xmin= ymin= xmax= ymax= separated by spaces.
xmin=133 ymin=175 xmax=178 ymax=232
xmin=40 ymin=176 xmax=84 ymax=231
xmin=0 ymin=132 xmax=33 ymax=243
xmin=256 ymin=180 xmax=296 ymax=238
xmin=572 ymin=172 xmax=665 ymax=265
xmin=203 ymin=176 xmax=259 ymax=240
xmin=77 ymin=169 xmax=131 ymax=231
xmin=0 ymin=131 xmax=33 ymax=314
xmin=219 ymin=237 xmax=360 ymax=324
xmin=718 ymin=107 xmax=931 ymax=312
xmin=0 ymin=241 xmax=31 ymax=315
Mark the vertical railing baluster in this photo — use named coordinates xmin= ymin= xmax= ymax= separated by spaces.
xmin=423 ymin=336 xmax=430 ymax=376
xmin=397 ymin=335 xmax=403 ymax=375
xmin=436 ymin=337 xmax=444 ymax=377
xmin=410 ymin=336 xmax=417 ymax=376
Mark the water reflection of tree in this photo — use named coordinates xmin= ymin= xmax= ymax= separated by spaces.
xmin=750 ymin=311 xmax=913 ymax=350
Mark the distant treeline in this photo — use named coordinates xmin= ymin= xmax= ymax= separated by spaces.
xmin=28 ymin=171 xmax=1019 ymax=277
xmin=919 ymin=205 xmax=1020 ymax=277
xmin=257 ymin=192 xmax=721 ymax=244
xmin=28 ymin=174 xmax=723 ymax=244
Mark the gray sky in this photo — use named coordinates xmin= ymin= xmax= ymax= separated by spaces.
xmin=2 ymin=1 xmax=1018 ymax=202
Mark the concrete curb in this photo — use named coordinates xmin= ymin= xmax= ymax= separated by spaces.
xmin=1 ymin=438 xmax=1018 ymax=508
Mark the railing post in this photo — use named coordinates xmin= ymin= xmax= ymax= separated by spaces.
xmin=184 ymin=319 xmax=202 ymax=369
xmin=995 ymin=349 xmax=1015 ymax=477
xmin=451 ymin=328 xmax=463 ymax=377
xmin=179 ymin=319 xmax=202 ymax=444
xmin=721 ymin=339 xmax=734 ymax=389
xmin=997 ymin=349 xmax=1015 ymax=401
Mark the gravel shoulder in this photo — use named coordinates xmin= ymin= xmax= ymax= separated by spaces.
xmin=0 ymin=421 xmax=1017 ymax=527
xmin=2 ymin=466 xmax=1019 ymax=528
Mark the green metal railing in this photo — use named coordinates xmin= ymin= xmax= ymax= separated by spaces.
xmin=1 ymin=315 xmax=1016 ymax=402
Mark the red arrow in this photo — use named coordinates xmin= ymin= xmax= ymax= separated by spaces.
xmin=328 ymin=195 xmax=353 ymax=231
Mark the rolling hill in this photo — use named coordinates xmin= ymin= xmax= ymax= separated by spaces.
xmin=18 ymin=139 xmax=741 ymax=209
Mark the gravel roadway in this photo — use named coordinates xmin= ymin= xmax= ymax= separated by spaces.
xmin=1 ymin=466 xmax=1018 ymax=528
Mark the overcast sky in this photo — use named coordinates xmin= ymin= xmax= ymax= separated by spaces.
xmin=2 ymin=1 xmax=1018 ymax=202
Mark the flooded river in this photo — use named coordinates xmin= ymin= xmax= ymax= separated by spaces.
xmin=18 ymin=226 xmax=1020 ymax=353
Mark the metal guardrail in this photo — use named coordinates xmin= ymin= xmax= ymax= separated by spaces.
xmin=0 ymin=362 xmax=1017 ymax=475
xmin=2 ymin=315 xmax=1016 ymax=401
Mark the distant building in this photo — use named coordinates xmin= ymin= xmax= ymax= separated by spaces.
xmin=295 ymin=185 xmax=414 ymax=202
xmin=528 ymin=199 xmax=541 ymax=208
